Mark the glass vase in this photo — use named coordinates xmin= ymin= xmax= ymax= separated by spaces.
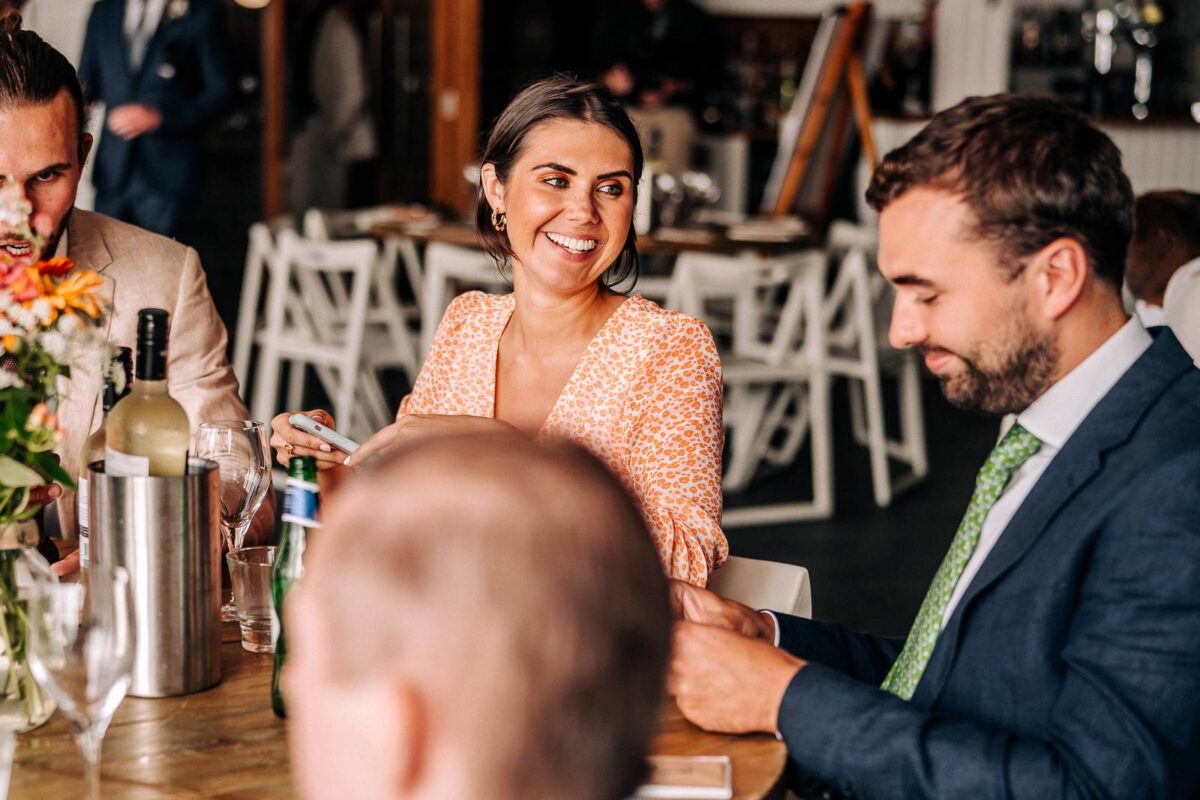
xmin=0 ymin=549 xmax=56 ymax=732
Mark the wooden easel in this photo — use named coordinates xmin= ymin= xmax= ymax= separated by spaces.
xmin=771 ymin=1 xmax=879 ymax=220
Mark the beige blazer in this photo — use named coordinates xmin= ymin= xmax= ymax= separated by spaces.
xmin=55 ymin=210 xmax=274 ymax=540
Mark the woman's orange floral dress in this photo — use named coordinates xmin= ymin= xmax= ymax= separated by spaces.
xmin=399 ymin=291 xmax=728 ymax=585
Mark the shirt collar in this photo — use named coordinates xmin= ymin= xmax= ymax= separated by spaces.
xmin=1016 ymin=316 xmax=1152 ymax=450
xmin=54 ymin=228 xmax=69 ymax=259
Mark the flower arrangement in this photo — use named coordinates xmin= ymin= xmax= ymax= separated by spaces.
xmin=0 ymin=176 xmax=109 ymax=731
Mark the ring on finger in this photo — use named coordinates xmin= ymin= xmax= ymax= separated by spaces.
xmin=284 ymin=442 xmax=295 ymax=455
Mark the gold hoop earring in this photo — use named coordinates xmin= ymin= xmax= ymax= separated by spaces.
xmin=491 ymin=209 xmax=507 ymax=232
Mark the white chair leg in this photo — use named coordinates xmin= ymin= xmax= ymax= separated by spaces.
xmin=861 ymin=367 xmax=892 ymax=507
xmin=723 ymin=385 xmax=771 ymax=492
xmin=848 ymin=378 xmax=869 ymax=446
xmin=233 ymin=233 xmax=266 ymax=390
xmin=899 ymin=352 xmax=928 ymax=477
xmin=285 ymin=359 xmax=306 ymax=412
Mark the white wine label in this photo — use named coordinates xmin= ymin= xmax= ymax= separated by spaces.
xmin=78 ymin=475 xmax=90 ymax=569
xmin=104 ymin=447 xmax=151 ymax=477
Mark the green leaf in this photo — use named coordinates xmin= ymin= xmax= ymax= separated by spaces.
xmin=29 ymin=450 xmax=72 ymax=490
xmin=0 ymin=455 xmax=44 ymax=487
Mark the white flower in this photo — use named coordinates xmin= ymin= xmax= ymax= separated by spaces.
xmin=56 ymin=313 xmax=82 ymax=334
xmin=0 ymin=292 xmax=14 ymax=314
xmin=0 ymin=318 xmax=15 ymax=337
xmin=39 ymin=330 xmax=67 ymax=362
xmin=7 ymin=305 xmax=34 ymax=331
xmin=29 ymin=298 xmax=51 ymax=326
xmin=0 ymin=371 xmax=21 ymax=390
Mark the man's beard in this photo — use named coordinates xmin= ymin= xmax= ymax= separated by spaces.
xmin=932 ymin=324 xmax=1060 ymax=415
xmin=44 ymin=208 xmax=71 ymax=258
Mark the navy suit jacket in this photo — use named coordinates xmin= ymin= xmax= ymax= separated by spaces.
xmin=775 ymin=329 xmax=1200 ymax=799
xmin=78 ymin=0 xmax=231 ymax=198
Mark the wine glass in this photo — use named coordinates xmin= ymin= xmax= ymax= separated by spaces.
xmin=196 ymin=420 xmax=272 ymax=622
xmin=27 ymin=566 xmax=135 ymax=800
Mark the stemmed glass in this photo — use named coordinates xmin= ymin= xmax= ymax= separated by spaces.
xmin=27 ymin=566 xmax=135 ymax=800
xmin=195 ymin=420 xmax=272 ymax=622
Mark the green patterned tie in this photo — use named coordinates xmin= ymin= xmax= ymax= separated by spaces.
xmin=881 ymin=423 xmax=1041 ymax=700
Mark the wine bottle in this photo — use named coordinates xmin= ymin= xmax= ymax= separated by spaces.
xmin=271 ymin=455 xmax=320 ymax=718
xmin=77 ymin=346 xmax=133 ymax=570
xmin=105 ymin=308 xmax=190 ymax=477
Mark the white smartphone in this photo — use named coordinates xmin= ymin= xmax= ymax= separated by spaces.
xmin=288 ymin=413 xmax=360 ymax=455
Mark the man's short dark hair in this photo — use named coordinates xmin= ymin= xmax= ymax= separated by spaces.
xmin=0 ymin=15 xmax=86 ymax=142
xmin=866 ymin=94 xmax=1133 ymax=289
xmin=1126 ymin=190 xmax=1200 ymax=305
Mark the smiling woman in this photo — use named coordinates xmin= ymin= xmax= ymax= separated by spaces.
xmin=271 ymin=77 xmax=728 ymax=586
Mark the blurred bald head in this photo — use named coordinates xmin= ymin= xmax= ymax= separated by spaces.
xmin=286 ymin=433 xmax=671 ymax=800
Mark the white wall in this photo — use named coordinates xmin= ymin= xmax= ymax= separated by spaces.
xmin=22 ymin=0 xmax=100 ymax=211
xmin=22 ymin=0 xmax=96 ymax=67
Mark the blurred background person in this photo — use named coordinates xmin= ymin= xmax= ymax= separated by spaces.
xmin=78 ymin=0 xmax=232 ymax=238
xmin=593 ymin=0 xmax=717 ymax=175
xmin=287 ymin=0 xmax=378 ymax=214
xmin=1126 ymin=189 xmax=1200 ymax=361
xmin=283 ymin=434 xmax=672 ymax=800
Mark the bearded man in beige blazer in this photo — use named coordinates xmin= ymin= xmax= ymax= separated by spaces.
xmin=0 ymin=20 xmax=273 ymax=574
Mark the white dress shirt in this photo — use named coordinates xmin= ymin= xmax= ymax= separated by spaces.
xmin=124 ymin=0 xmax=168 ymax=69
xmin=941 ymin=316 xmax=1153 ymax=623
xmin=1163 ymin=256 xmax=1200 ymax=365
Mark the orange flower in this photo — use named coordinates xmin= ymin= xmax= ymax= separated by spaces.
xmin=37 ymin=257 xmax=74 ymax=278
xmin=1 ymin=334 xmax=18 ymax=352
xmin=45 ymin=269 xmax=104 ymax=319
xmin=6 ymin=265 xmax=44 ymax=302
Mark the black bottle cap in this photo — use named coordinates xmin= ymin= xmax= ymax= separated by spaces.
xmin=135 ymin=308 xmax=169 ymax=380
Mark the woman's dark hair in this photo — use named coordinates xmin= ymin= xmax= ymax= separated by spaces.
xmin=476 ymin=76 xmax=644 ymax=290
xmin=0 ymin=15 xmax=87 ymax=149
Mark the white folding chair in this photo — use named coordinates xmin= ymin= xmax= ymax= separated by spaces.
xmin=708 ymin=556 xmax=812 ymax=618
xmin=666 ymin=250 xmax=834 ymax=525
xmin=232 ymin=217 xmax=294 ymax=391
xmin=251 ymin=231 xmax=382 ymax=441
xmin=823 ymin=221 xmax=928 ymax=506
xmin=419 ymin=242 xmax=510 ymax=358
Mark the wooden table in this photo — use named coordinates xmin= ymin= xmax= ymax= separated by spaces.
xmin=11 ymin=623 xmax=786 ymax=799
xmin=370 ymin=220 xmax=811 ymax=257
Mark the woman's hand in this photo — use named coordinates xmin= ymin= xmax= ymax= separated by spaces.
xmin=270 ymin=410 xmax=346 ymax=470
xmin=345 ymin=415 xmax=517 ymax=469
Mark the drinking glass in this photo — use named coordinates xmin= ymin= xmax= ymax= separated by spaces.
xmin=196 ymin=420 xmax=272 ymax=622
xmin=27 ymin=567 xmax=135 ymax=800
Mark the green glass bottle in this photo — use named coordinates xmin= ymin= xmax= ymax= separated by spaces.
xmin=271 ymin=456 xmax=319 ymax=718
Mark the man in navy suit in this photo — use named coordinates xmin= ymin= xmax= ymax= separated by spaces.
xmin=78 ymin=0 xmax=230 ymax=237
xmin=671 ymin=94 xmax=1200 ymax=798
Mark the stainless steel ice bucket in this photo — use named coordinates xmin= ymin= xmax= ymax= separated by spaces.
xmin=88 ymin=457 xmax=222 ymax=697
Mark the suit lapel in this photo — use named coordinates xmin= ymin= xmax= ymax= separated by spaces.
xmin=913 ymin=330 xmax=1195 ymax=706
xmin=63 ymin=212 xmax=117 ymax=440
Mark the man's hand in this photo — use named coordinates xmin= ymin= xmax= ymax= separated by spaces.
xmin=107 ymin=104 xmax=163 ymax=140
xmin=344 ymin=415 xmax=517 ymax=469
xmin=52 ymin=549 xmax=79 ymax=578
xmin=669 ymin=579 xmax=777 ymax=641
xmin=669 ymin=620 xmax=804 ymax=735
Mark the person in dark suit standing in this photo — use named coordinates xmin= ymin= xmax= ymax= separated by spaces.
xmin=78 ymin=0 xmax=231 ymax=238
xmin=669 ymin=94 xmax=1200 ymax=799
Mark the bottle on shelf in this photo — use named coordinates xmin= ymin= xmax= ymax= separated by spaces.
xmin=635 ymin=129 xmax=667 ymax=235
xmin=105 ymin=308 xmax=190 ymax=477
xmin=271 ymin=455 xmax=320 ymax=718
xmin=77 ymin=346 xmax=133 ymax=570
